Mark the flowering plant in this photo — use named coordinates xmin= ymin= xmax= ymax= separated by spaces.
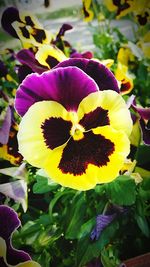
xmin=0 ymin=1 xmax=150 ymax=266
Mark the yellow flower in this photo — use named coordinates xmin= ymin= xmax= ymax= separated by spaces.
xmin=82 ymin=0 xmax=94 ymax=22
xmin=117 ymin=47 xmax=134 ymax=66
xmin=15 ymin=62 xmax=132 ymax=190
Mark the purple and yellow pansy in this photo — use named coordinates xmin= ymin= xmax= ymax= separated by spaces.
xmin=1 ymin=7 xmax=52 ymax=48
xmin=104 ymin=0 xmax=149 ymax=25
xmin=0 ymin=106 xmax=23 ymax=165
xmin=104 ymin=0 xmax=134 ymax=19
xmin=0 ymin=205 xmax=41 ymax=266
xmin=15 ymin=59 xmax=132 ymax=190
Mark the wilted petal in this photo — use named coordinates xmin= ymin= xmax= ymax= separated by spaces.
xmin=0 ymin=163 xmax=27 ymax=180
xmin=15 ymin=66 xmax=98 ymax=116
xmin=91 ymin=214 xmax=116 ymax=240
xmin=0 ymin=107 xmax=11 ymax=145
xmin=0 ymin=180 xmax=27 ymax=212
xmin=56 ymin=58 xmax=120 ymax=92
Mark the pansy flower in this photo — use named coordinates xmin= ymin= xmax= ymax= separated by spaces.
xmin=82 ymin=0 xmax=94 ymax=22
xmin=1 ymin=7 xmax=52 ymax=48
xmin=15 ymin=59 xmax=132 ymax=190
xmin=0 ymin=205 xmax=41 ymax=266
xmin=131 ymin=0 xmax=150 ymax=25
xmin=104 ymin=0 xmax=134 ymax=19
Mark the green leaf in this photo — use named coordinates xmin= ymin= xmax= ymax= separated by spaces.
xmin=65 ymin=192 xmax=86 ymax=239
xmin=35 ymin=249 xmax=51 ymax=267
xmin=78 ymin=217 xmax=95 ymax=239
xmin=101 ymin=247 xmax=120 ymax=267
xmin=48 ymin=188 xmax=75 ymax=221
xmin=33 ymin=172 xmax=58 ymax=194
xmin=135 ymin=215 xmax=150 ymax=237
xmin=106 ymin=175 xmax=136 ymax=205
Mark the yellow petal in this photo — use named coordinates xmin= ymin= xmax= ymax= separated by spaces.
xmin=93 ymin=126 xmax=130 ymax=183
xmin=44 ymin=125 xmax=130 ymax=190
xmin=77 ymin=90 xmax=133 ymax=136
xmin=18 ymin=101 xmax=70 ymax=169
xmin=35 ymin=44 xmax=67 ymax=68
xmin=16 ymin=261 xmax=41 ymax=267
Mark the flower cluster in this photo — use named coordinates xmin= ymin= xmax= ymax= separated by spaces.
xmin=0 ymin=2 xmax=150 ymax=266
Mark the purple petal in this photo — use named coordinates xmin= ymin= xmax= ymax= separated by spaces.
xmin=55 ymin=23 xmax=73 ymax=40
xmin=1 ymin=7 xmax=21 ymax=38
xmin=133 ymin=105 xmax=150 ymax=121
xmin=55 ymin=58 xmax=120 ymax=92
xmin=0 ymin=106 xmax=12 ymax=145
xmin=0 ymin=205 xmax=20 ymax=240
xmin=6 ymin=242 xmax=30 ymax=265
xmin=15 ymin=66 xmax=98 ymax=116
xmin=139 ymin=119 xmax=150 ymax=145
xmin=17 ymin=65 xmax=33 ymax=83
xmin=16 ymin=49 xmax=48 ymax=74
xmin=90 ymin=213 xmax=116 ymax=241
xmin=71 ymin=50 xmax=93 ymax=59
xmin=0 ymin=205 xmax=30 ymax=265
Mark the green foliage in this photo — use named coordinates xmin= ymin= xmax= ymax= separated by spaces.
xmin=106 ymin=175 xmax=136 ymax=206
